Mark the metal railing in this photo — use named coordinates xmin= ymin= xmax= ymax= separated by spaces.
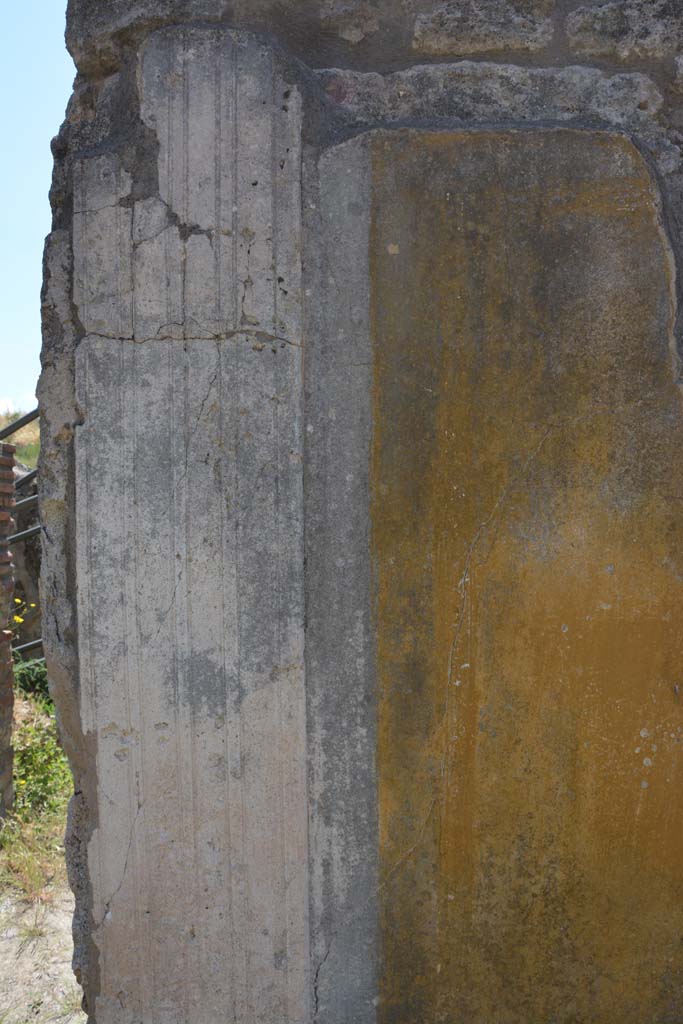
xmin=2 ymin=409 xmax=43 ymax=660
xmin=0 ymin=408 xmax=39 ymax=441
xmin=13 ymin=639 xmax=43 ymax=658
xmin=14 ymin=494 xmax=38 ymax=514
xmin=16 ymin=469 xmax=37 ymax=491
xmin=9 ymin=525 xmax=41 ymax=545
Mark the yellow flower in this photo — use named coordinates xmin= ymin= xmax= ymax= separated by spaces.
xmin=13 ymin=615 xmax=24 ymax=624
xmin=13 ymin=598 xmax=21 ymax=604
xmin=29 ymin=603 xmax=36 ymax=608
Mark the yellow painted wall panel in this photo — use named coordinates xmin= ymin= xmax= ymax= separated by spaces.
xmin=371 ymin=130 xmax=683 ymax=1023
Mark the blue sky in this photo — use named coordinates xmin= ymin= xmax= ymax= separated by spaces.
xmin=1 ymin=4 xmax=75 ymax=412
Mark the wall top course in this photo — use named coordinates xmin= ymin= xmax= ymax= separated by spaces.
xmin=65 ymin=0 xmax=683 ymax=77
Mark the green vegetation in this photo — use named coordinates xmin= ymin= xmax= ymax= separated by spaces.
xmin=13 ymin=692 xmax=71 ymax=819
xmin=0 ymin=412 xmax=66 ymax=903
xmin=0 ymin=410 xmax=40 ymax=468
xmin=13 ymin=656 xmax=50 ymax=703
xmin=0 ymin=659 xmax=72 ymax=902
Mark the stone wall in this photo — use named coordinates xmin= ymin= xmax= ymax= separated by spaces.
xmin=63 ymin=0 xmax=683 ymax=72
xmin=0 ymin=443 xmax=16 ymax=816
xmin=42 ymin=2 xmax=683 ymax=1022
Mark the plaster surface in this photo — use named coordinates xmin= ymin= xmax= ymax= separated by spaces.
xmin=40 ymin=2 xmax=683 ymax=1021
xmin=369 ymin=127 xmax=682 ymax=1023
xmin=69 ymin=28 xmax=308 ymax=1022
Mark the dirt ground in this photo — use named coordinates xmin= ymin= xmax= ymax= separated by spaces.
xmin=0 ymin=888 xmax=85 ymax=1023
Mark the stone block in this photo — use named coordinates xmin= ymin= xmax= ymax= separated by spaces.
xmin=412 ymin=0 xmax=554 ymax=56
xmin=318 ymin=61 xmax=663 ymax=128
xmin=319 ymin=0 xmax=381 ymax=44
xmin=567 ymin=0 xmax=683 ymax=61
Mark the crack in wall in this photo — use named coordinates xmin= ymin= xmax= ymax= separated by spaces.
xmin=313 ymin=938 xmax=333 ymax=1022
xmin=98 ymin=802 xmax=145 ymax=928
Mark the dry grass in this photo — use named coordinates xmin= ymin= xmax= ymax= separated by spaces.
xmin=0 ymin=670 xmax=81 ymax=1022
xmin=0 ymin=810 xmax=69 ymax=904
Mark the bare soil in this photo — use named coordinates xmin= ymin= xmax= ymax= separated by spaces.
xmin=0 ymin=888 xmax=85 ymax=1023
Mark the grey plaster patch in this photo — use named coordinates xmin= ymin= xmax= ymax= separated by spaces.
xmin=137 ymin=26 xmax=302 ymax=343
xmin=73 ymin=328 xmax=308 ymax=1022
xmin=57 ymin=26 xmax=309 ymax=1022
xmin=304 ymin=134 xmax=378 ymax=1024
xmin=72 ymin=156 xmax=134 ymax=340
xmin=412 ymin=0 xmax=554 ymax=56
xmin=69 ymin=27 xmax=306 ymax=344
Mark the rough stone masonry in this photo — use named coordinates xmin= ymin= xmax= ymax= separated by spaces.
xmin=41 ymin=1 xmax=683 ymax=1022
